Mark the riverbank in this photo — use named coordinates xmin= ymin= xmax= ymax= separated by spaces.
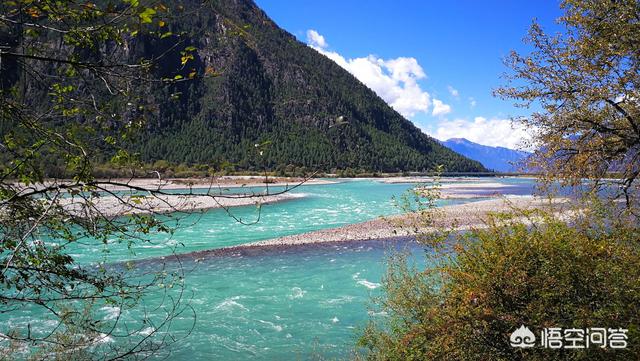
xmin=177 ymin=196 xmax=567 ymax=258
xmin=12 ymin=175 xmax=531 ymax=195
xmin=377 ymin=176 xmax=536 ymax=184
xmin=58 ymin=192 xmax=308 ymax=217
xmin=16 ymin=177 xmax=533 ymax=218
xmin=109 ymin=176 xmax=339 ymax=190
xmin=12 ymin=176 xmax=337 ymax=193
xmin=247 ymin=196 xmax=564 ymax=247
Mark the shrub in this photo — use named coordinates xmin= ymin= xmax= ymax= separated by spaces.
xmin=359 ymin=207 xmax=640 ymax=360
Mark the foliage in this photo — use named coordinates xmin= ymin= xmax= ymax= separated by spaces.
xmin=358 ymin=203 xmax=640 ymax=360
xmin=495 ymin=0 xmax=640 ymax=203
xmin=0 ymin=1 xmax=206 ymax=358
xmin=360 ymin=2 xmax=640 ymax=359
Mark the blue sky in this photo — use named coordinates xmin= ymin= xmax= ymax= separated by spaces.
xmin=255 ymin=0 xmax=564 ymax=150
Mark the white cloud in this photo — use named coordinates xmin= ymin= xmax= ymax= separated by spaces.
xmin=432 ymin=99 xmax=451 ymax=116
xmin=306 ymin=29 xmax=327 ymax=49
xmin=430 ymin=117 xmax=533 ymax=150
xmin=469 ymin=97 xmax=477 ymax=108
xmin=306 ymin=30 xmax=430 ymax=118
xmin=447 ymin=85 xmax=459 ymax=98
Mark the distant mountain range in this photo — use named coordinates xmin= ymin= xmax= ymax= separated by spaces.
xmin=441 ymin=138 xmax=531 ymax=173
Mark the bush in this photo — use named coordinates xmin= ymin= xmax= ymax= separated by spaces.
xmin=359 ymin=207 xmax=640 ymax=360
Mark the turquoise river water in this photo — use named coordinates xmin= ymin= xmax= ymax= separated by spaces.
xmin=7 ymin=178 xmax=538 ymax=360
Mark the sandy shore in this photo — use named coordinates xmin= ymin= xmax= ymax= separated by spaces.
xmin=57 ymin=192 xmax=307 ymax=217
xmin=114 ymin=176 xmax=338 ymax=190
xmin=379 ymin=176 xmax=536 ymax=184
xmin=12 ymin=176 xmax=337 ymax=193
xmin=428 ymin=182 xmax=522 ymax=199
xmin=240 ymin=196 xmax=565 ymax=248
xmin=379 ymin=176 xmax=500 ymax=184
xmin=377 ymin=177 xmax=529 ymax=199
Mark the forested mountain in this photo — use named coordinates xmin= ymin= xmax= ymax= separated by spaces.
xmin=133 ymin=0 xmax=489 ymax=173
xmin=442 ymin=138 xmax=530 ymax=172
xmin=2 ymin=0 xmax=487 ymax=173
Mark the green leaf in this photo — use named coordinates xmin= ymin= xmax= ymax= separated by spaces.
xmin=139 ymin=7 xmax=156 ymax=24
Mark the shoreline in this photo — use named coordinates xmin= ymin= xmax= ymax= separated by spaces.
xmin=139 ymin=236 xmax=417 ymax=265
xmin=13 ymin=176 xmax=338 ymax=193
xmin=110 ymin=176 xmax=340 ymax=190
xmin=57 ymin=192 xmax=308 ymax=217
xmin=13 ymin=174 xmax=533 ymax=192
xmin=377 ymin=176 xmax=536 ymax=184
xmin=245 ymin=196 xmax=564 ymax=247
xmin=155 ymin=196 xmax=567 ymax=262
xmin=19 ymin=177 xmax=535 ymax=217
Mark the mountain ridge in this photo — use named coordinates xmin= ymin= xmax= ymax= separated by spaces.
xmin=1 ymin=0 xmax=488 ymax=174
xmin=441 ymin=138 xmax=530 ymax=173
xmin=128 ymin=0 xmax=489 ymax=173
